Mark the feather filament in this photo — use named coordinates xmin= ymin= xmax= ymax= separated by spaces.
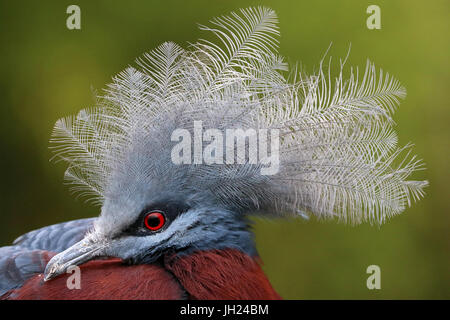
xmin=50 ymin=7 xmax=427 ymax=225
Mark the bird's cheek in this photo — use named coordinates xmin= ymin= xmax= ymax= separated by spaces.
xmin=104 ymin=237 xmax=157 ymax=262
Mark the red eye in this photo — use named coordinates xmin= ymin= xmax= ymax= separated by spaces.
xmin=144 ymin=211 xmax=165 ymax=231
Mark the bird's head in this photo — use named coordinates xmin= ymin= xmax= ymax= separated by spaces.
xmin=45 ymin=109 xmax=275 ymax=280
xmin=44 ymin=127 xmax=270 ymax=280
xmin=44 ymin=7 xmax=427 ymax=281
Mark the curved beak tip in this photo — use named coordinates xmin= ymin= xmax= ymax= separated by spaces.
xmin=43 ymin=273 xmax=53 ymax=282
xmin=42 ymin=238 xmax=105 ymax=282
xmin=43 ymin=259 xmax=63 ymax=281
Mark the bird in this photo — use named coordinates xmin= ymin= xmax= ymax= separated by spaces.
xmin=0 ymin=7 xmax=427 ymax=300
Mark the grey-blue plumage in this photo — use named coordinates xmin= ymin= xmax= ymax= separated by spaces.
xmin=0 ymin=219 xmax=93 ymax=297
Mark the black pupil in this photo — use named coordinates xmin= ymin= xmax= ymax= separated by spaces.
xmin=147 ymin=214 xmax=162 ymax=228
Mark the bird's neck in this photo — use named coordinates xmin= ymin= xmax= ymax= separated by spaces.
xmin=169 ymin=211 xmax=258 ymax=259
xmin=164 ymin=248 xmax=281 ymax=300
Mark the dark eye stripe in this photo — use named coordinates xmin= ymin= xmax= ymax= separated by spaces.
xmin=122 ymin=200 xmax=190 ymax=236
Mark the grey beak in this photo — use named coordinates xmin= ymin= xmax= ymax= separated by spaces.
xmin=44 ymin=238 xmax=105 ymax=281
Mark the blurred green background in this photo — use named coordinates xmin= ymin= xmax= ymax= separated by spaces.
xmin=0 ymin=0 xmax=448 ymax=299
